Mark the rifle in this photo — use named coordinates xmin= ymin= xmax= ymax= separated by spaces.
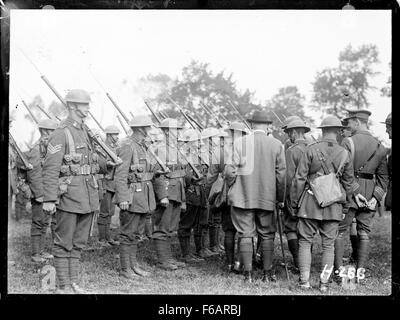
xmin=9 ymin=133 xmax=33 ymax=170
xmin=88 ymin=110 xmax=105 ymax=133
xmin=199 ymin=102 xmax=224 ymax=128
xmin=226 ymin=100 xmax=252 ymax=130
xmin=21 ymin=100 xmax=39 ymax=125
xmin=129 ymin=111 xmax=135 ymax=120
xmin=160 ymin=110 xmax=169 ymax=119
xmin=144 ymin=100 xmax=202 ymax=178
xmin=276 ymin=205 xmax=290 ymax=282
xmin=116 ymin=114 xmax=129 ymax=135
xmin=36 ymin=104 xmax=61 ymax=121
xmin=210 ymin=101 xmax=230 ymax=125
xmin=186 ymin=113 xmax=204 ymax=131
xmin=271 ymin=110 xmax=284 ymax=126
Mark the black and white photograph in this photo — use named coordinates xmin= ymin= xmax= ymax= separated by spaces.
xmin=2 ymin=2 xmax=394 ymax=299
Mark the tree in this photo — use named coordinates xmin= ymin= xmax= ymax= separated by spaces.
xmin=152 ymin=60 xmax=262 ymax=127
xmin=381 ymin=62 xmax=391 ymax=97
xmin=311 ymin=44 xmax=379 ymax=118
xmin=268 ymin=86 xmax=313 ymax=125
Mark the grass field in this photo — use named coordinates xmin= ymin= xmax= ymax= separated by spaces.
xmin=7 ymin=209 xmax=393 ymax=295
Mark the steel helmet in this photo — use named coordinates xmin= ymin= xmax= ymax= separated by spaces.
xmin=317 ymin=116 xmax=344 ymax=129
xmin=104 ymin=125 xmax=120 ymax=134
xmin=217 ymin=128 xmax=229 ymax=137
xmin=201 ymin=127 xmax=220 ymax=140
xmin=128 ymin=115 xmax=153 ymax=128
xmin=281 ymin=115 xmax=301 ymax=129
xmin=381 ymin=113 xmax=392 ymax=126
xmin=284 ymin=119 xmax=311 ymax=133
xmin=38 ymin=119 xmax=58 ymax=130
xmin=64 ymin=89 xmax=91 ymax=104
xmin=179 ymin=129 xmax=202 ymax=142
xmin=157 ymin=118 xmax=184 ymax=129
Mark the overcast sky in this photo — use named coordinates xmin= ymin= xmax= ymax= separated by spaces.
xmin=9 ymin=10 xmax=391 ymax=149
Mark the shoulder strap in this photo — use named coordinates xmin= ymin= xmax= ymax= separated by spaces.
xmin=317 ymin=147 xmax=347 ymax=176
xmin=64 ymin=128 xmax=75 ymax=154
xmin=358 ymin=141 xmax=381 ymax=172
xmin=315 ymin=148 xmax=333 ymax=175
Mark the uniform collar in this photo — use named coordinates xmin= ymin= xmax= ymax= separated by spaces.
xmin=294 ymin=138 xmax=307 ymax=144
xmin=65 ymin=116 xmax=84 ymax=129
xmin=320 ymin=137 xmax=338 ymax=144
xmin=355 ymin=129 xmax=371 ymax=136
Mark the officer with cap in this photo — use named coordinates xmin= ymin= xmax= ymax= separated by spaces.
xmin=25 ymin=118 xmax=58 ymax=263
xmin=97 ymin=125 xmax=121 ymax=247
xmin=177 ymin=128 xmax=207 ymax=262
xmin=282 ymin=118 xmax=310 ymax=271
xmin=42 ymin=89 xmax=108 ymax=293
xmin=152 ymin=118 xmax=187 ymax=271
xmin=334 ymin=109 xmax=389 ymax=281
xmin=225 ymin=110 xmax=286 ymax=283
xmin=114 ymin=115 xmax=160 ymax=279
xmin=291 ymin=115 xmax=362 ymax=292
xmin=382 ymin=113 xmax=392 ymax=211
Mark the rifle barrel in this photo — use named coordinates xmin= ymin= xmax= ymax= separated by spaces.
xmin=271 ymin=110 xmax=284 ymax=125
xmin=227 ymin=100 xmax=251 ymax=130
xmin=36 ymin=104 xmax=52 ymax=120
xmin=9 ymin=133 xmax=33 ymax=170
xmin=21 ymin=100 xmax=39 ymax=125
xmin=106 ymin=93 xmax=130 ymax=125
xmin=116 ymin=114 xmax=129 ymax=135
xmin=88 ymin=110 xmax=105 ymax=133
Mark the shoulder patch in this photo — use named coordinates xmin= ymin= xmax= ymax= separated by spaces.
xmin=47 ymin=143 xmax=62 ymax=155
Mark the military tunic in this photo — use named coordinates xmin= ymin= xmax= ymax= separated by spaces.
xmin=42 ymin=116 xmax=107 ymax=258
xmin=98 ymin=138 xmax=119 ymax=226
xmin=114 ymin=134 xmax=159 ymax=245
xmin=338 ymin=130 xmax=389 ymax=235
xmin=151 ymin=141 xmax=186 ymax=240
xmin=384 ymin=148 xmax=392 ymax=211
xmin=283 ymin=138 xmax=308 ymax=235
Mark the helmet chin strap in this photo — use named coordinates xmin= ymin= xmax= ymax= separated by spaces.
xmin=70 ymin=103 xmax=86 ymax=119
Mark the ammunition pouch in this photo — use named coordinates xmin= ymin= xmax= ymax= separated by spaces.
xmin=16 ymin=178 xmax=32 ymax=199
xmin=60 ymin=164 xmax=100 ymax=176
xmin=57 ymin=176 xmax=73 ymax=198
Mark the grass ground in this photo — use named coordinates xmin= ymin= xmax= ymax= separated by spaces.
xmin=7 ymin=209 xmax=392 ymax=295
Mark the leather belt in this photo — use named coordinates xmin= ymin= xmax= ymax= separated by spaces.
xmin=128 ymin=172 xmax=154 ymax=183
xmin=355 ymin=171 xmax=374 ymax=180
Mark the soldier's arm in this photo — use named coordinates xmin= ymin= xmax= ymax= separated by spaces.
xmin=285 ymin=147 xmax=296 ymax=184
xmin=42 ymin=130 xmax=66 ymax=202
xmin=275 ymin=144 xmax=286 ymax=203
xmin=290 ymin=149 xmax=310 ymax=208
xmin=25 ymin=146 xmax=43 ymax=199
xmin=113 ymin=142 xmax=132 ymax=204
xmin=152 ymin=146 xmax=169 ymax=201
xmin=373 ymin=149 xmax=389 ymax=202
xmin=340 ymin=150 xmax=361 ymax=196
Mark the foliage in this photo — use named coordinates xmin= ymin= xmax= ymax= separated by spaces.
xmin=380 ymin=62 xmax=391 ymax=97
xmin=311 ymin=44 xmax=379 ymax=118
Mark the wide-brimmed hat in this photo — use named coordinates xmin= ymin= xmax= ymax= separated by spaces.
xmin=284 ymin=119 xmax=311 ymax=133
xmin=247 ymin=110 xmax=273 ymax=124
xmin=380 ymin=113 xmax=392 ymax=125
xmin=317 ymin=115 xmax=344 ymax=129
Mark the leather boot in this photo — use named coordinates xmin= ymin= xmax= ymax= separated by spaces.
xmin=224 ymin=231 xmax=235 ymax=266
xmin=357 ymin=238 xmax=369 ymax=270
xmin=262 ymin=270 xmax=277 ymax=283
xmin=40 ymin=233 xmax=53 ymax=259
xmin=119 ymin=244 xmax=137 ymax=279
xmin=209 ymin=225 xmax=218 ymax=252
xmin=105 ymin=224 xmax=119 ymax=246
xmin=154 ymin=239 xmax=177 ymax=271
xmin=240 ymin=238 xmax=253 ymax=274
xmin=202 ymin=228 xmax=218 ymax=257
xmin=31 ymin=235 xmax=45 ymax=263
xmin=287 ymin=239 xmax=299 ymax=269
xmin=54 ymin=257 xmax=70 ymax=290
xmin=130 ymin=244 xmax=150 ymax=277
xmin=243 ymin=271 xmax=253 ymax=283
xmin=179 ymin=236 xmax=197 ymax=263
xmin=350 ymin=235 xmax=358 ymax=263
xmin=261 ymin=239 xmax=274 ymax=272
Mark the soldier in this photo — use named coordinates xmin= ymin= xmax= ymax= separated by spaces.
xmin=114 ymin=115 xmax=161 ymax=279
xmin=42 ymin=89 xmax=108 ymax=293
xmin=291 ymin=116 xmax=365 ymax=292
xmin=334 ymin=109 xmax=389 ymax=280
xmin=282 ymin=118 xmax=310 ymax=271
xmin=209 ymin=121 xmax=249 ymax=273
xmin=225 ymin=110 xmax=286 ymax=283
xmin=382 ymin=113 xmax=392 ymax=211
xmin=152 ymin=118 xmax=187 ymax=270
xmin=97 ymin=125 xmax=121 ymax=247
xmin=281 ymin=116 xmax=301 ymax=151
xmin=25 ymin=119 xmax=58 ymax=262
xmin=177 ymin=128 xmax=208 ymax=262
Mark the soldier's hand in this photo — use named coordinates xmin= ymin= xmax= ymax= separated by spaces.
xmin=366 ymin=197 xmax=377 ymax=211
xmin=43 ymin=202 xmax=56 ymax=215
xmin=277 ymin=202 xmax=284 ymax=209
xmin=181 ymin=202 xmax=187 ymax=212
xmin=119 ymin=201 xmax=129 ymax=211
xmin=35 ymin=197 xmax=44 ymax=203
xmin=160 ymin=198 xmax=169 ymax=207
xmin=355 ymin=193 xmax=368 ymax=208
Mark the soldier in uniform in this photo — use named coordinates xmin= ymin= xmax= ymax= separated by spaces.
xmin=152 ymin=118 xmax=187 ymax=270
xmin=334 ymin=109 xmax=389 ymax=279
xmin=114 ymin=115 xmax=161 ymax=279
xmin=281 ymin=116 xmax=301 ymax=151
xmin=177 ymin=128 xmax=207 ymax=262
xmin=282 ymin=118 xmax=310 ymax=270
xmin=25 ymin=119 xmax=58 ymax=262
xmin=382 ymin=113 xmax=392 ymax=211
xmin=42 ymin=89 xmax=108 ymax=293
xmin=291 ymin=116 xmax=365 ymax=292
xmin=97 ymin=125 xmax=121 ymax=247
xmin=225 ymin=110 xmax=286 ymax=283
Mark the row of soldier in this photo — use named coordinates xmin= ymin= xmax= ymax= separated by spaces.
xmin=8 ymin=88 xmax=392 ymax=293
